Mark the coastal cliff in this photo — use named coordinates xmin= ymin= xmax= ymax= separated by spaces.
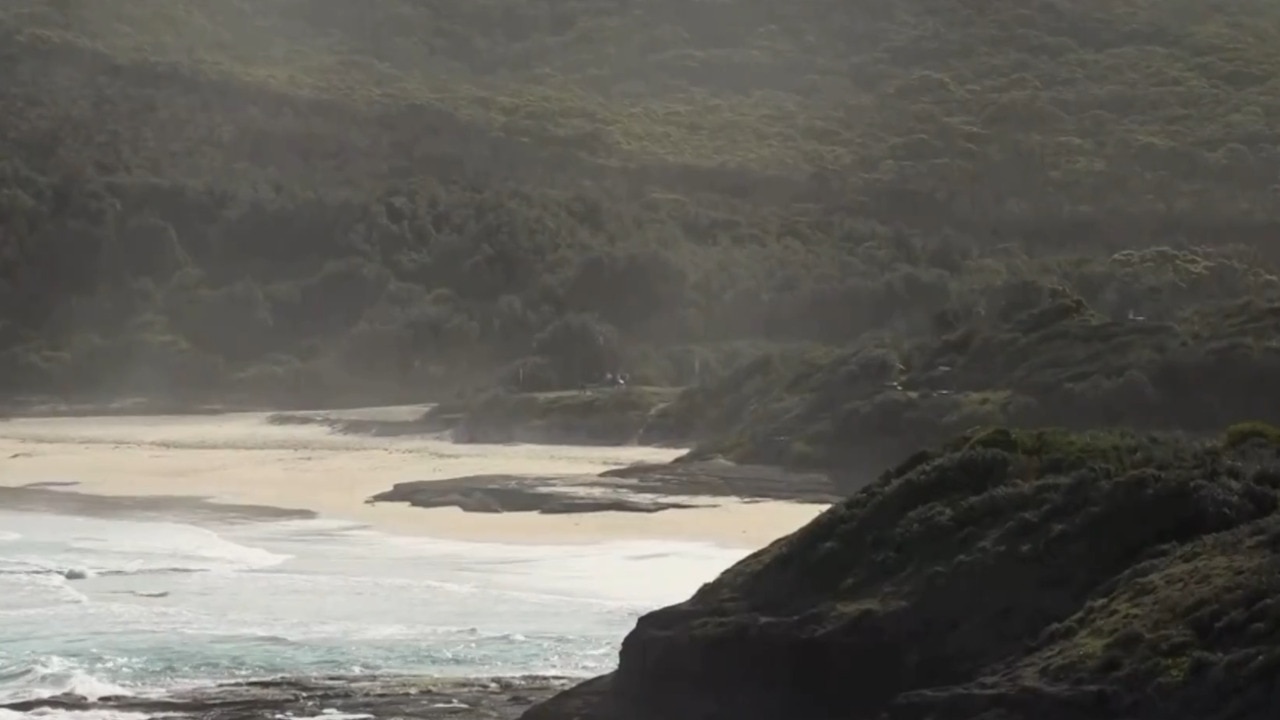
xmin=523 ymin=426 xmax=1280 ymax=720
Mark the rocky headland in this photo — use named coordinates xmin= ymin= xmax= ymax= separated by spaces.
xmin=520 ymin=425 xmax=1280 ymax=720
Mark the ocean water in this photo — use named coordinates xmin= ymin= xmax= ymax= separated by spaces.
xmin=0 ymin=508 xmax=746 ymax=708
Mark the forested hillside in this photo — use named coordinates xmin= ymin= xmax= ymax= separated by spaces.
xmin=3 ymin=0 xmax=1279 ymax=409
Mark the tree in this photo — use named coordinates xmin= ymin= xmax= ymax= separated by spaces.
xmin=532 ymin=314 xmax=620 ymax=388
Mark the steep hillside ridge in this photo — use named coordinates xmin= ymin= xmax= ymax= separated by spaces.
xmin=4 ymin=0 xmax=1280 ymax=409
xmin=523 ymin=427 xmax=1280 ymax=720
xmin=6 ymin=0 xmax=1280 ymax=211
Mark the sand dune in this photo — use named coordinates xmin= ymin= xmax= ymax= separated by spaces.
xmin=0 ymin=409 xmax=825 ymax=547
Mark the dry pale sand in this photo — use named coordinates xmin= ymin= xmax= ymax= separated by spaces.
xmin=0 ymin=408 xmax=826 ymax=548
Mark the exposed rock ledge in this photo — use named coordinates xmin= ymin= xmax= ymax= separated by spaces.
xmin=369 ymin=460 xmax=842 ymax=515
xmin=0 ymin=675 xmax=571 ymax=720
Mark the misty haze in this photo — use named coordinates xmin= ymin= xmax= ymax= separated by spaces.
xmin=3 ymin=1 xmax=1280 ymax=719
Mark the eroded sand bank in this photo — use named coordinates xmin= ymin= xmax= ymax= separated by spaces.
xmin=0 ymin=408 xmax=826 ymax=547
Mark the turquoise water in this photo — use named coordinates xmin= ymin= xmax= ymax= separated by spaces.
xmin=0 ymin=508 xmax=745 ymax=708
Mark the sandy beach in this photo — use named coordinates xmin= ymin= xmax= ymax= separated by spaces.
xmin=0 ymin=408 xmax=826 ymax=547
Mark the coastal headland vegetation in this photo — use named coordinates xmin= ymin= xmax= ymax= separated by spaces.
xmin=4 ymin=0 xmax=1279 ymax=453
xmin=524 ymin=425 xmax=1280 ymax=720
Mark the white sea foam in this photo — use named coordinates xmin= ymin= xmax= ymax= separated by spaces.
xmin=0 ymin=512 xmax=290 ymax=580
xmin=0 ymin=656 xmax=133 ymax=704
xmin=0 ymin=511 xmax=744 ymax=701
xmin=0 ymin=570 xmax=90 ymax=610
xmin=0 ymin=711 xmax=154 ymax=720
xmin=64 ymin=521 xmax=291 ymax=574
xmin=0 ymin=409 xmax=780 ymax=705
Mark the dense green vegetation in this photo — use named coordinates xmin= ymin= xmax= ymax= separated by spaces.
xmin=525 ymin=426 xmax=1280 ymax=719
xmin=446 ymin=386 xmax=681 ymax=444
xmin=3 ymin=0 xmax=1279 ymax=426
xmin=669 ymin=293 xmax=1280 ymax=479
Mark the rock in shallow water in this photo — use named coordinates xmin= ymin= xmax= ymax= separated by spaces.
xmin=0 ymin=675 xmax=573 ymax=720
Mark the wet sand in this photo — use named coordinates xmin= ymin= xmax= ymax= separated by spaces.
xmin=0 ymin=408 xmax=827 ymax=547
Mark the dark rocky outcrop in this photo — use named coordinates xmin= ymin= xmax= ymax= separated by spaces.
xmin=600 ymin=460 xmax=840 ymax=503
xmin=369 ymin=474 xmax=698 ymax=514
xmin=368 ymin=460 xmax=839 ymax=515
xmin=522 ymin=427 xmax=1280 ymax=720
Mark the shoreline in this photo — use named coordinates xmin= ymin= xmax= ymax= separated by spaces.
xmin=1 ymin=674 xmax=572 ymax=720
xmin=0 ymin=394 xmax=446 ymax=420
xmin=0 ymin=411 xmax=829 ymax=548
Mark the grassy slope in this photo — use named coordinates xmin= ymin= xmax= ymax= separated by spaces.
xmin=525 ymin=427 xmax=1280 ymax=720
